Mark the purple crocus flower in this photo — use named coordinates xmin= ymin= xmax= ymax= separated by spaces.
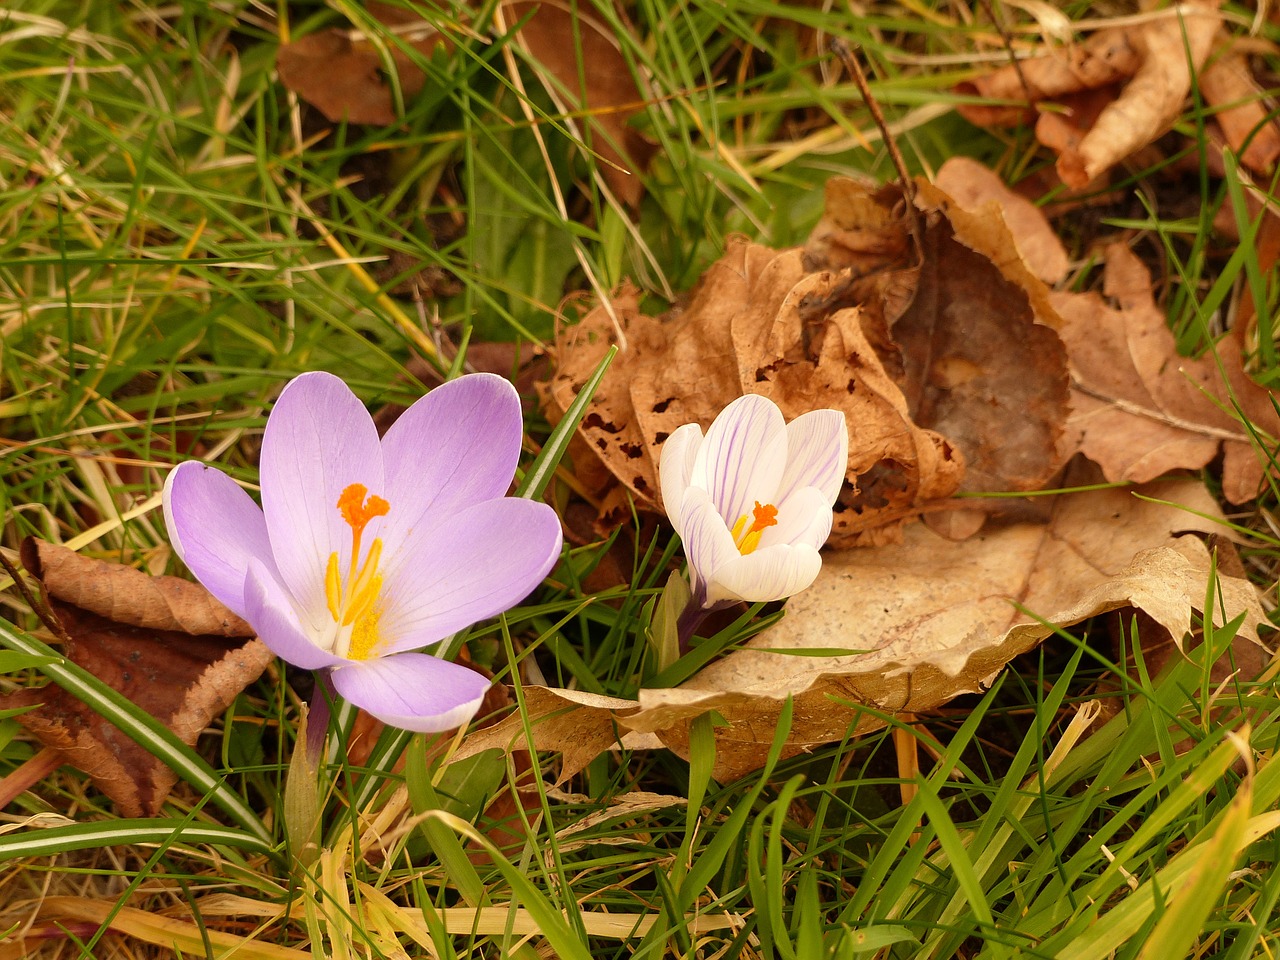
xmin=162 ymin=372 xmax=562 ymax=732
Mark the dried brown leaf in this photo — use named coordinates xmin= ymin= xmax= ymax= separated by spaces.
xmin=898 ymin=179 xmax=1071 ymax=498
xmin=1054 ymin=243 xmax=1280 ymax=503
xmin=276 ymin=28 xmax=441 ymax=126
xmin=1199 ymin=48 xmax=1280 ymax=174
xmin=503 ymin=1 xmax=656 ymax=206
xmin=544 ymin=237 xmax=964 ymax=545
xmin=7 ymin=540 xmax=271 ymax=816
xmin=277 ymin=3 xmax=653 ymax=203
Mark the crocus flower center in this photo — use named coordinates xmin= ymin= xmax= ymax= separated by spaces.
xmin=730 ymin=501 xmax=778 ymax=555
xmin=323 ymin=483 xmax=390 ymax=660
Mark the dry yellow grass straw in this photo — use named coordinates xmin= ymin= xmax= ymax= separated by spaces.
xmin=14 ymin=897 xmax=309 ymax=960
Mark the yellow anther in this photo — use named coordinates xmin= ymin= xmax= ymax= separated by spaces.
xmin=347 ymin=609 xmax=382 ymax=661
xmin=342 ymin=539 xmax=384 ymax=626
xmin=324 ymin=552 xmax=343 ymax=621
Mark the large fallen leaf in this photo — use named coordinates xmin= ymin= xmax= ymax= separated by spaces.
xmin=7 ymin=540 xmax=271 ymax=816
xmin=1053 ymin=243 xmax=1280 ymax=503
xmin=894 ymin=180 xmax=1070 ymax=498
xmin=455 ymin=478 xmax=1266 ymax=781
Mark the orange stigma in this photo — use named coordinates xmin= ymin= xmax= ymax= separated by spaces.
xmin=324 ymin=482 xmax=391 ymax=659
xmin=337 ymin=483 xmax=389 ymax=535
xmin=730 ymin=500 xmax=778 ymax=555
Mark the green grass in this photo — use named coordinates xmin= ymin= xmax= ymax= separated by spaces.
xmin=2 ymin=0 xmax=1280 ymax=957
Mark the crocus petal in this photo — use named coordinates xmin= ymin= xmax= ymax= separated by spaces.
xmin=775 ymin=409 xmax=849 ymax=506
xmin=243 ymin=560 xmax=345 ymax=670
xmin=693 ymin=394 xmax=788 ymax=526
xmin=330 ymin=652 xmax=490 ymax=733
xmin=658 ymin=423 xmax=703 ymax=529
xmin=704 ymin=542 xmax=822 ymax=606
xmin=162 ymin=462 xmax=277 ymax=619
xmin=677 ymin=487 xmax=742 ymax=598
xmin=379 ymin=374 xmax=523 ymax=570
xmin=762 ymin=486 xmax=834 ymax=551
xmin=259 ymin=372 xmax=385 ymax=633
xmin=376 ymin=498 xmax=563 ymax=655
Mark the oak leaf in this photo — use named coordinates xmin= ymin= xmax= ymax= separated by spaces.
xmin=7 ymin=539 xmax=271 ymax=817
xmin=1053 ymin=243 xmax=1280 ymax=503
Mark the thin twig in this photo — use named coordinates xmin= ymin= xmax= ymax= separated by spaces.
xmin=831 ymin=38 xmax=914 ymax=204
xmin=0 ymin=550 xmax=69 ymax=643
xmin=831 ymin=38 xmax=924 ymax=264
xmin=976 ymin=0 xmax=1036 ymax=110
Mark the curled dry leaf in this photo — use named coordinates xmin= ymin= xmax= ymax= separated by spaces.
xmin=934 ymin=157 xmax=1069 ymax=284
xmin=955 ymin=27 xmax=1140 ymax=127
xmin=1053 ymin=243 xmax=1280 ymax=503
xmin=895 ymin=179 xmax=1070 ymax=498
xmin=6 ymin=539 xmax=271 ymax=817
xmin=958 ymin=4 xmax=1234 ymax=186
xmin=455 ymin=478 xmax=1267 ymax=782
xmin=545 ymin=175 xmax=1071 ymax=544
xmin=1056 ymin=3 xmax=1221 ymax=188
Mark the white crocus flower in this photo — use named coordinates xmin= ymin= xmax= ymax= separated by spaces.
xmin=659 ymin=394 xmax=848 ymax=616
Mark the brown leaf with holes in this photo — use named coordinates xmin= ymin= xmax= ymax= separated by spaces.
xmin=6 ymin=539 xmax=271 ymax=817
xmin=1053 ymin=243 xmax=1280 ymax=503
xmin=543 ymin=236 xmax=964 ymax=546
xmin=545 ymin=174 xmax=1072 ymax=543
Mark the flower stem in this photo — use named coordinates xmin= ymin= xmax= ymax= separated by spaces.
xmin=676 ymin=601 xmax=710 ymax=654
xmin=306 ymin=670 xmax=333 ymax=762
